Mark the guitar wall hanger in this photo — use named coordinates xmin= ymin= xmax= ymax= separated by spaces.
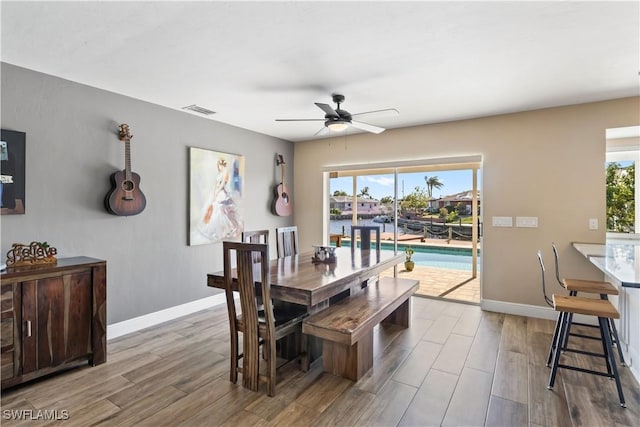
xmin=104 ymin=123 xmax=147 ymax=216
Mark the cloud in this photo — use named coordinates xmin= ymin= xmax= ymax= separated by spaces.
xmin=364 ymin=176 xmax=394 ymax=187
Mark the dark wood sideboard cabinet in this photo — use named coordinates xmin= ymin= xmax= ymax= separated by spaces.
xmin=1 ymin=257 xmax=106 ymax=390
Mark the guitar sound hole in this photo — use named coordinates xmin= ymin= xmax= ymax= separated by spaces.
xmin=282 ymin=192 xmax=289 ymax=203
xmin=122 ymin=180 xmax=135 ymax=192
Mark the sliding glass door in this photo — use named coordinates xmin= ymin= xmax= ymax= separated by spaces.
xmin=326 ymin=157 xmax=482 ymax=304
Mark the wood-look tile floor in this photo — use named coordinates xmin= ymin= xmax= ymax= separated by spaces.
xmin=2 ymin=297 xmax=639 ymax=426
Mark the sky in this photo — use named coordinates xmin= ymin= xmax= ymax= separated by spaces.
xmin=330 ymin=169 xmax=480 ymax=200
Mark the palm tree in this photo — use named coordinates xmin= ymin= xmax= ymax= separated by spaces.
xmin=424 ymin=176 xmax=444 ymax=197
xmin=358 ymin=187 xmax=372 ymax=199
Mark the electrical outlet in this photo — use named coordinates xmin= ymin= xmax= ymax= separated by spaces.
xmin=589 ymin=218 xmax=598 ymax=230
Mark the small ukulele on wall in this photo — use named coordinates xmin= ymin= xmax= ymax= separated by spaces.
xmin=272 ymin=154 xmax=292 ymax=216
xmin=105 ymin=124 xmax=146 ymax=216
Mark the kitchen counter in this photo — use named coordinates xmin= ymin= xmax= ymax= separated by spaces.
xmin=573 ymin=240 xmax=640 ymax=288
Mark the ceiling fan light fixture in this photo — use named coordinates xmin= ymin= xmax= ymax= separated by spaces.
xmin=327 ymin=120 xmax=350 ymax=132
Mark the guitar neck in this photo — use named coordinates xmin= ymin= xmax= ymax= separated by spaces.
xmin=124 ymin=139 xmax=132 ymax=181
xmin=280 ymin=163 xmax=286 ymax=186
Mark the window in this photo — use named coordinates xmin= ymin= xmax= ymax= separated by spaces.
xmin=606 ymin=126 xmax=640 ymax=235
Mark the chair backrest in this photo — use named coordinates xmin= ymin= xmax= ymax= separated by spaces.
xmin=537 ymin=250 xmax=554 ymax=307
xmin=276 ymin=226 xmax=299 ymax=258
xmin=350 ymin=225 xmax=381 ymax=251
xmin=242 ymin=229 xmax=269 ymax=245
xmin=242 ymin=230 xmax=269 ymax=263
xmin=223 ymin=241 xmax=275 ymax=341
xmin=551 ymin=242 xmax=564 ymax=287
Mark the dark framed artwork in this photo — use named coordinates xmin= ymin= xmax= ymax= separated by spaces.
xmin=189 ymin=147 xmax=245 ymax=246
xmin=1 ymin=129 xmax=26 ymax=215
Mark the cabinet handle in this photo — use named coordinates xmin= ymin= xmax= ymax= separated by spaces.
xmin=26 ymin=320 xmax=32 ymax=337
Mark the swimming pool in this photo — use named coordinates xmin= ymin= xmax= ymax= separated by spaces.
xmin=343 ymin=241 xmax=480 ymax=272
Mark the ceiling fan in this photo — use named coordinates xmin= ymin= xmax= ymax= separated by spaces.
xmin=276 ymin=94 xmax=399 ymax=135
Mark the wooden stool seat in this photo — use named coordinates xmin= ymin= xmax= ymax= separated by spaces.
xmin=562 ymin=278 xmax=618 ymax=295
xmin=552 ymin=294 xmax=619 ymax=319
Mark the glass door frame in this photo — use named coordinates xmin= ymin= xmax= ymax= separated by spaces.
xmin=323 ymin=155 xmax=482 ymax=279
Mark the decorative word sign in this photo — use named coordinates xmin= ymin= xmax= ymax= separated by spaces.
xmin=6 ymin=241 xmax=57 ymax=267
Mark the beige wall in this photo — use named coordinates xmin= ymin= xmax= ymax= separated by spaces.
xmin=293 ymin=97 xmax=640 ymax=308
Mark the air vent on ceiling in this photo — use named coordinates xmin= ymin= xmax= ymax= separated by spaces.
xmin=182 ymin=104 xmax=216 ymax=116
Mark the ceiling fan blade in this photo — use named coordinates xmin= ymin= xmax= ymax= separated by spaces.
xmin=351 ymin=108 xmax=400 ymax=118
xmin=315 ymin=103 xmax=339 ymax=117
xmin=351 ymin=120 xmax=385 ymax=134
xmin=275 ymin=118 xmax=325 ymax=122
xmin=313 ymin=126 xmax=329 ymax=137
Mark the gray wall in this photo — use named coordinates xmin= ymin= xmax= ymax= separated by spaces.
xmin=1 ymin=63 xmax=294 ymax=324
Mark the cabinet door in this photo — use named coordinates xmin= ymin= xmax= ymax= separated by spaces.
xmin=1 ymin=282 xmax=21 ymax=381
xmin=22 ymin=270 xmax=92 ymax=374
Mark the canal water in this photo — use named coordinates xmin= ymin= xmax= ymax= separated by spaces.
xmin=329 ymin=218 xmax=408 ymax=236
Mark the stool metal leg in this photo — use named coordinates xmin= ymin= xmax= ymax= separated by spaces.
xmin=599 ymin=317 xmax=626 ymax=407
xmin=547 ymin=311 xmax=564 ymax=367
xmin=608 ymin=318 xmax=626 ymax=366
xmin=599 ymin=293 xmax=626 ymax=366
xmin=548 ymin=311 xmax=568 ymax=389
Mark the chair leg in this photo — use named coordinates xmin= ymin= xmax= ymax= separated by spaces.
xmin=599 ymin=294 xmax=626 ymax=366
xmin=547 ymin=312 xmax=564 ymax=367
xmin=230 ymin=330 xmax=238 ymax=384
xmin=267 ymin=336 xmax=277 ymax=397
xmin=608 ymin=318 xmax=626 ymax=366
xmin=548 ymin=311 xmax=568 ymax=389
xmin=599 ymin=317 xmax=626 ymax=407
xmin=300 ymin=332 xmax=310 ymax=372
xmin=561 ymin=312 xmax=574 ymax=352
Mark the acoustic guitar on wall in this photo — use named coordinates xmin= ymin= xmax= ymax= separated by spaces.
xmin=272 ymin=154 xmax=292 ymax=216
xmin=105 ymin=124 xmax=146 ymax=216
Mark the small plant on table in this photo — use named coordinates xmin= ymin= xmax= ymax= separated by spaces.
xmin=404 ymin=246 xmax=415 ymax=272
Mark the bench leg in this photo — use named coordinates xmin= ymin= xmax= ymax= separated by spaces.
xmin=381 ymin=298 xmax=411 ymax=328
xmin=322 ymin=331 xmax=374 ymax=381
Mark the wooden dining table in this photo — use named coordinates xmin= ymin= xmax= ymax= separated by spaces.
xmin=207 ymin=246 xmax=404 ymax=311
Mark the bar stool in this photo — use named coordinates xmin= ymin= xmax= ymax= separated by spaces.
xmin=552 ymin=242 xmax=625 ymax=365
xmin=537 ymin=250 xmax=625 ymax=407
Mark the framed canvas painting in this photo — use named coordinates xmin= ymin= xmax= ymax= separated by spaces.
xmin=189 ymin=147 xmax=244 ymax=246
xmin=1 ymin=129 xmax=26 ymax=215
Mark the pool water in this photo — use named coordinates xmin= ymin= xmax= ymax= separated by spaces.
xmin=410 ymin=251 xmax=478 ymax=271
xmin=343 ymin=241 xmax=480 ymax=272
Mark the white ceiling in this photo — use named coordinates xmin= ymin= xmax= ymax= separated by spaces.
xmin=1 ymin=1 xmax=638 ymax=142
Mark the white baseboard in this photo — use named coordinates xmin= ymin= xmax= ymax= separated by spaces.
xmin=107 ymin=293 xmax=227 ymax=340
xmin=481 ymin=298 xmax=597 ymax=325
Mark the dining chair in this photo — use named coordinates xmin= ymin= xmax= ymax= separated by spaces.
xmin=276 ymin=226 xmax=299 ymax=258
xmin=551 ymin=242 xmax=625 ymax=365
xmin=242 ymin=229 xmax=269 ymax=244
xmin=537 ymin=250 xmax=625 ymax=407
xmin=242 ymin=229 xmax=269 ymax=264
xmin=350 ymin=225 xmax=381 ymax=251
xmin=223 ymin=241 xmax=307 ymax=396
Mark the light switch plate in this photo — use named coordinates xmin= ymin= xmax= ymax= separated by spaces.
xmin=589 ymin=218 xmax=598 ymax=230
xmin=516 ymin=216 xmax=538 ymax=228
xmin=492 ymin=216 xmax=513 ymax=227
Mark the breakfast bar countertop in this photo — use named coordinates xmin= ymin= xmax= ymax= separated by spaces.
xmin=573 ymin=240 xmax=640 ymax=288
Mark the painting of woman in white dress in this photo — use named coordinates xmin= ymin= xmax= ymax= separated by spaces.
xmin=189 ymin=147 xmax=244 ymax=245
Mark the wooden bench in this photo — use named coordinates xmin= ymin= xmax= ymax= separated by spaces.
xmin=302 ymin=276 xmax=419 ymax=381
